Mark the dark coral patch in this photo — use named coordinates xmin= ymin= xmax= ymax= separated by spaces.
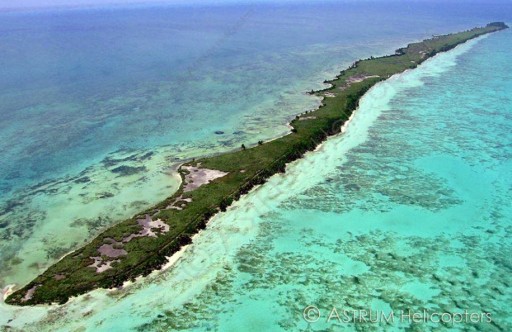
xmin=111 ymin=165 xmax=147 ymax=176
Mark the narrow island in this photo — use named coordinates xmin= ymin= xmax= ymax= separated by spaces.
xmin=6 ymin=22 xmax=508 ymax=306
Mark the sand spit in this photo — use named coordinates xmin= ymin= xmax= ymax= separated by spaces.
xmin=182 ymin=164 xmax=228 ymax=192
xmin=165 ymin=165 xmax=228 ymax=211
xmin=2 ymin=284 xmax=15 ymax=301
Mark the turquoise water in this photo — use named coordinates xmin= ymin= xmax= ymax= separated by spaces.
xmin=2 ymin=17 xmax=511 ymax=332
xmin=3 ymin=1 xmax=510 ymax=291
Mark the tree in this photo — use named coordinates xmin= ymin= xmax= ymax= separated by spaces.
xmin=241 ymin=144 xmax=246 ymax=150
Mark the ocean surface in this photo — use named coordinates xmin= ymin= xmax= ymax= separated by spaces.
xmin=1 ymin=1 xmax=511 ymax=331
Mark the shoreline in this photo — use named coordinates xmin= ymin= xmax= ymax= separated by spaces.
xmin=5 ymin=22 xmax=508 ymax=306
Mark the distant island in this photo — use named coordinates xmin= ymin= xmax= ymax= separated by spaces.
xmin=5 ymin=22 xmax=508 ymax=306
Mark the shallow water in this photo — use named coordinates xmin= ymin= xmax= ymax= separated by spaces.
xmin=3 ymin=1 xmax=511 ymax=291
xmin=2 ymin=15 xmax=511 ymax=332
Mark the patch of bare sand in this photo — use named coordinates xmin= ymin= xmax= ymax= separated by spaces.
xmin=182 ymin=164 xmax=228 ymax=192
xmin=88 ymin=215 xmax=170 ymax=273
xmin=339 ymin=74 xmax=380 ymax=91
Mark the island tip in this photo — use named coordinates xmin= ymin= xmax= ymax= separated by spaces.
xmin=486 ymin=22 xmax=509 ymax=29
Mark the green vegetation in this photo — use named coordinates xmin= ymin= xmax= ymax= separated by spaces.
xmin=6 ymin=22 xmax=508 ymax=306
